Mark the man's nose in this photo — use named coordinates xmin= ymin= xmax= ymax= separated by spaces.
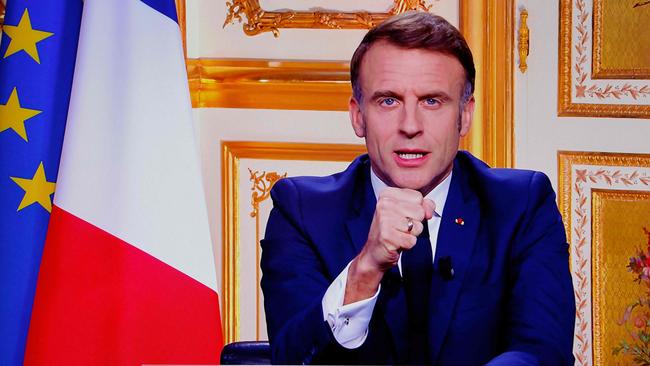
xmin=399 ymin=103 xmax=423 ymax=138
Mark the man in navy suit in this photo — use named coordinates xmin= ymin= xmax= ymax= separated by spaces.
xmin=261 ymin=11 xmax=575 ymax=365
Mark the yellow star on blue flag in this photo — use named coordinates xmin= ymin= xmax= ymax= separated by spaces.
xmin=10 ymin=162 xmax=56 ymax=212
xmin=0 ymin=87 xmax=43 ymax=141
xmin=3 ymin=9 xmax=54 ymax=63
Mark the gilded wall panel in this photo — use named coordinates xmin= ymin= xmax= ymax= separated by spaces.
xmin=558 ymin=151 xmax=650 ymax=366
xmin=591 ymin=190 xmax=650 ymax=366
xmin=592 ymin=0 xmax=650 ymax=78
xmin=559 ymin=0 xmax=650 ymax=118
xmin=221 ymin=141 xmax=365 ymax=343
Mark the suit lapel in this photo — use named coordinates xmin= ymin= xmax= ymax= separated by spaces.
xmin=428 ymin=160 xmax=481 ymax=364
xmin=344 ymin=177 xmax=375 ymax=255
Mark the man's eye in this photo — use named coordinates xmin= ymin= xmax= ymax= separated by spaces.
xmin=424 ymin=98 xmax=439 ymax=105
xmin=380 ymin=98 xmax=397 ymax=106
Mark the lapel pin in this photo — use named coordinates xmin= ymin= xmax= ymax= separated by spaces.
xmin=455 ymin=218 xmax=465 ymax=226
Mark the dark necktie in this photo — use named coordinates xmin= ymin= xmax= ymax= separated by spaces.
xmin=401 ymin=219 xmax=433 ymax=364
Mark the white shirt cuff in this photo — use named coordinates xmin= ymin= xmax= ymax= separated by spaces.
xmin=321 ymin=261 xmax=380 ymax=349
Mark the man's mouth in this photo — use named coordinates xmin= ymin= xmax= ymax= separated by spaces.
xmin=394 ymin=150 xmax=429 ymax=166
xmin=397 ymin=153 xmax=424 ymax=160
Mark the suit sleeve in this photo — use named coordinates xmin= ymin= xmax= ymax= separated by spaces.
xmin=260 ymin=178 xmax=349 ymax=364
xmin=491 ymin=172 xmax=576 ymax=366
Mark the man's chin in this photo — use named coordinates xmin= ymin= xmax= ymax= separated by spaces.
xmin=392 ymin=179 xmax=431 ymax=192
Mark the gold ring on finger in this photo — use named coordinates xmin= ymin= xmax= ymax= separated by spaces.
xmin=406 ymin=217 xmax=414 ymax=233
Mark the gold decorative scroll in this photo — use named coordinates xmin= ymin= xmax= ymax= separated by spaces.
xmin=558 ymin=151 xmax=650 ymax=366
xmin=223 ymin=0 xmax=432 ymax=37
xmin=558 ymin=0 xmax=650 ymax=118
xmin=248 ymin=169 xmax=287 ymax=340
xmin=249 ymin=169 xmax=286 ymax=219
xmin=222 ymin=141 xmax=366 ymax=343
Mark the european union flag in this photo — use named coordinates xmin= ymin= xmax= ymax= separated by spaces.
xmin=0 ymin=0 xmax=82 ymax=363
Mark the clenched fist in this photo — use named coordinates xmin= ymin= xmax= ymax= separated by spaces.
xmin=344 ymin=187 xmax=435 ymax=304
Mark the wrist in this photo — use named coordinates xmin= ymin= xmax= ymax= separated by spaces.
xmin=344 ymin=255 xmax=383 ymax=305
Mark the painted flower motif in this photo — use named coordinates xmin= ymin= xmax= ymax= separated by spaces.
xmin=575 ymin=85 xmax=587 ymax=98
xmin=614 ymin=227 xmax=650 ymax=365
xmin=634 ymin=314 xmax=647 ymax=329
xmin=576 ymin=169 xmax=587 ymax=183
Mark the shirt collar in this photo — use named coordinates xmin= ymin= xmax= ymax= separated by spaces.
xmin=369 ymin=167 xmax=452 ymax=218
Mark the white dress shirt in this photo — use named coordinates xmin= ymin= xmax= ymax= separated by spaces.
xmin=321 ymin=168 xmax=452 ymax=348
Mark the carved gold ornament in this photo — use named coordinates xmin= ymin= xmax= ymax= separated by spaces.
xmin=517 ymin=8 xmax=529 ymax=73
xmin=223 ymin=0 xmax=433 ymax=37
xmin=248 ymin=168 xmax=286 ymax=339
xmin=249 ymin=169 xmax=286 ymax=219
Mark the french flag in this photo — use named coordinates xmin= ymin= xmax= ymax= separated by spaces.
xmin=24 ymin=0 xmax=223 ymax=364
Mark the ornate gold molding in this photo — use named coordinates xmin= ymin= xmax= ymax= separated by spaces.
xmin=558 ymin=0 xmax=650 ymax=118
xmin=558 ymin=150 xmax=650 ymax=366
xmin=460 ymin=0 xmax=515 ymax=168
xmin=187 ymin=58 xmax=351 ymax=110
xmin=222 ymin=141 xmax=366 ymax=344
xmin=518 ymin=8 xmax=529 ymax=73
xmin=223 ymin=0 xmax=432 ymax=37
xmin=558 ymin=151 xmax=650 ymax=239
xmin=249 ymin=169 xmax=286 ymax=219
xmin=248 ymin=169 xmax=286 ymax=340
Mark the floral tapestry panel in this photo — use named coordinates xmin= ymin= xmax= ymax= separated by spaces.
xmin=592 ymin=190 xmax=650 ymax=366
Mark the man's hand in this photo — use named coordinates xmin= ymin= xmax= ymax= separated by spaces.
xmin=344 ymin=188 xmax=435 ymax=304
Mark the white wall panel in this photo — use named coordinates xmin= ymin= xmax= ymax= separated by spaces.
xmin=193 ymin=108 xmax=362 ymax=288
xmin=514 ymin=0 xmax=650 ymax=192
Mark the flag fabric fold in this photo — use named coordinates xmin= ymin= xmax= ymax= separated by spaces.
xmin=18 ymin=0 xmax=223 ymax=363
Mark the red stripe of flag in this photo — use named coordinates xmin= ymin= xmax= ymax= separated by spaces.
xmin=25 ymin=205 xmax=223 ymax=365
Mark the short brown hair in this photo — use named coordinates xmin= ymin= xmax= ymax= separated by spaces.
xmin=350 ymin=11 xmax=475 ymax=103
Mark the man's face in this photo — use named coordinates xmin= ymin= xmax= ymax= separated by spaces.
xmin=350 ymin=41 xmax=474 ymax=195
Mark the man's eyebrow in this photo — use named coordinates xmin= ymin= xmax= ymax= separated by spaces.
xmin=419 ymin=91 xmax=452 ymax=101
xmin=370 ymin=90 xmax=402 ymax=100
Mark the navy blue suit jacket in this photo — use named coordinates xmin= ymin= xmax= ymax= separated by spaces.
xmin=261 ymin=152 xmax=575 ymax=365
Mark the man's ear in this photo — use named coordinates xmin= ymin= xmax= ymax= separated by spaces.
xmin=349 ymin=97 xmax=366 ymax=138
xmin=459 ymin=96 xmax=475 ymax=137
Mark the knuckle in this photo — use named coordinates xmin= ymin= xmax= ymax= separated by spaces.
xmin=403 ymin=235 xmax=416 ymax=249
xmin=382 ymin=187 xmax=399 ymax=198
xmin=415 ymin=207 xmax=426 ymax=221
xmin=408 ymin=189 xmax=423 ymax=202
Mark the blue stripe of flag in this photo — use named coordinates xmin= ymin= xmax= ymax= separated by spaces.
xmin=140 ymin=0 xmax=178 ymax=23
xmin=0 ymin=0 xmax=82 ymax=364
